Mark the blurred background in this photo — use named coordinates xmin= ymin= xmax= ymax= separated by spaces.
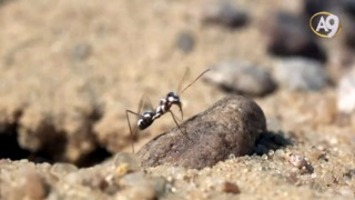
xmin=0 ymin=0 xmax=354 ymax=167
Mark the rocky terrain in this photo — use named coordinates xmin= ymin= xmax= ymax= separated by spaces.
xmin=0 ymin=0 xmax=354 ymax=199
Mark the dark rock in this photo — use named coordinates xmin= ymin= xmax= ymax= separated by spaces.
xmin=203 ymin=60 xmax=277 ymax=97
xmin=303 ymin=0 xmax=336 ymax=17
xmin=176 ymin=30 xmax=195 ymax=54
xmin=137 ymin=95 xmax=266 ymax=169
xmin=274 ymin=57 xmax=329 ymax=91
xmin=201 ymin=0 xmax=248 ymax=29
xmin=343 ymin=13 xmax=355 ymax=50
xmin=263 ymin=12 xmax=326 ymax=62
xmin=343 ymin=0 xmax=355 ymax=17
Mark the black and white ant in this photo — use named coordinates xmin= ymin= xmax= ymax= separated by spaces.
xmin=125 ymin=68 xmax=210 ymax=152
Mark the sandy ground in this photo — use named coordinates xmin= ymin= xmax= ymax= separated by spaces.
xmin=0 ymin=0 xmax=354 ymax=199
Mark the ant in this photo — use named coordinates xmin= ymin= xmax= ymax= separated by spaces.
xmin=125 ymin=68 xmax=210 ymax=152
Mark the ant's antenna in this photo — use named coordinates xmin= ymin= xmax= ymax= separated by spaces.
xmin=176 ymin=68 xmax=190 ymax=95
xmin=175 ymin=68 xmax=210 ymax=120
xmin=180 ymin=68 xmax=210 ymax=95
xmin=168 ymin=110 xmax=188 ymax=138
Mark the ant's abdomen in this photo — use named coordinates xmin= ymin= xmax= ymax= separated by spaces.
xmin=138 ymin=118 xmax=154 ymax=130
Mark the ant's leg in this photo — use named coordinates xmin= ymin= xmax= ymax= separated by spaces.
xmin=125 ymin=110 xmax=141 ymax=153
xmin=178 ymin=104 xmax=184 ymax=121
xmin=168 ymin=110 xmax=189 ymax=139
xmin=173 ymin=105 xmax=183 ymax=122
xmin=125 ymin=94 xmax=155 ymax=153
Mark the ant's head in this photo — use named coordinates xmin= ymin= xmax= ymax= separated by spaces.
xmin=167 ymin=92 xmax=180 ymax=104
xmin=167 ymin=92 xmax=183 ymax=119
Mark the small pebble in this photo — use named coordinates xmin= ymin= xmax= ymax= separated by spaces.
xmin=275 ymin=149 xmax=285 ymax=158
xmin=24 ymin=170 xmax=48 ymax=199
xmin=274 ymin=57 xmax=329 ymax=91
xmin=288 ymin=153 xmax=313 ymax=173
xmin=137 ymin=95 xmax=266 ymax=169
xmin=201 ymin=0 xmax=248 ymax=29
xmin=8 ymin=168 xmax=49 ymax=200
xmin=112 ymin=152 xmax=140 ymax=171
xmin=70 ymin=42 xmax=92 ymax=62
xmin=118 ymin=172 xmax=167 ymax=199
xmin=176 ymin=30 xmax=195 ymax=54
xmin=115 ymin=163 xmax=130 ymax=177
xmin=204 ymin=60 xmax=277 ymax=96
xmin=220 ymin=181 xmax=240 ymax=194
xmin=289 ymin=154 xmax=308 ymax=168
xmin=337 ymin=67 xmax=355 ymax=114
xmin=50 ymin=163 xmax=78 ymax=177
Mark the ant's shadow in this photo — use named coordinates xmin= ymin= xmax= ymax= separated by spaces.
xmin=252 ymin=131 xmax=293 ymax=155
